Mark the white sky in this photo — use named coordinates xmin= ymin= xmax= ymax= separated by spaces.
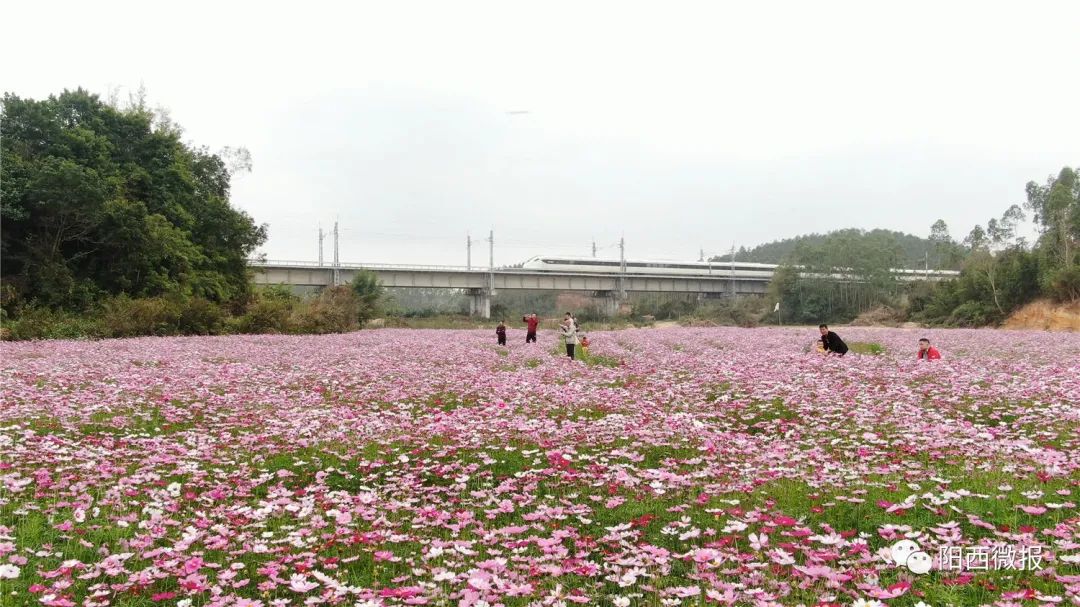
xmin=5 ymin=0 xmax=1079 ymax=266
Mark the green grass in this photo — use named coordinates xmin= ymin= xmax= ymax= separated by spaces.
xmin=582 ymin=352 xmax=621 ymax=367
xmin=740 ymin=397 xmax=799 ymax=433
xmin=848 ymin=341 xmax=886 ymax=355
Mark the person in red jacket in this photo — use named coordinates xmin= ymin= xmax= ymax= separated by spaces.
xmin=917 ymin=338 xmax=941 ymax=360
xmin=522 ymin=313 xmax=539 ymax=343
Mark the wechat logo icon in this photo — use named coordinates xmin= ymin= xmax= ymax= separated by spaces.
xmin=891 ymin=539 xmax=933 ymax=574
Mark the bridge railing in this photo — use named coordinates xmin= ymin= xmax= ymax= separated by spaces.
xmin=249 ymin=259 xmax=495 ymax=272
xmin=248 ymin=260 xmax=761 ymax=278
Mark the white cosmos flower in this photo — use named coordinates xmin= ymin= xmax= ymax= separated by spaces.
xmin=722 ymin=520 xmax=748 ymax=533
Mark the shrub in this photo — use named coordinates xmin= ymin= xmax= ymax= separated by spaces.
xmin=290 ymin=286 xmax=359 ymax=334
xmin=176 ymin=297 xmax=226 ymax=335
xmin=691 ymin=297 xmax=767 ymax=327
xmin=1 ymin=305 xmax=105 ymax=340
xmin=349 ymin=271 xmax=384 ymax=326
xmin=1046 ymin=266 xmax=1080 ymax=303
xmin=573 ymin=305 xmax=609 ymax=324
xmin=234 ymin=298 xmax=294 ymax=334
xmin=946 ymin=301 xmax=995 ymax=327
xmin=100 ymin=296 xmax=183 ymax=337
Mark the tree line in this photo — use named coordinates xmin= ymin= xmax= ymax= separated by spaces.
xmin=909 ymin=168 xmax=1079 ymax=325
xmin=715 ymin=228 xmax=950 ymax=269
xmin=764 ymin=168 xmax=1079 ymax=326
xmin=1 ymin=89 xmax=266 ymax=309
xmin=1 ymin=89 xmax=382 ymax=339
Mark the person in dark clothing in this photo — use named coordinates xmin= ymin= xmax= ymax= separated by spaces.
xmin=522 ymin=313 xmax=539 ymax=343
xmin=818 ymin=324 xmax=849 ymax=355
xmin=496 ymin=320 xmax=507 ymax=346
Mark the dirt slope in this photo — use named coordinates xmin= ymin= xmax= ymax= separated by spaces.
xmin=1003 ymin=299 xmax=1080 ymax=332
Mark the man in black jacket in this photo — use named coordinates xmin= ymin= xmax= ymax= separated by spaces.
xmin=819 ymin=324 xmax=849 ymax=355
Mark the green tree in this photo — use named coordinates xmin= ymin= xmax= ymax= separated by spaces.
xmin=349 ymin=270 xmax=384 ymax=326
xmin=0 ymin=89 xmax=266 ymax=310
xmin=1025 ymin=167 xmax=1080 ymax=301
xmin=1026 ymin=167 xmax=1079 ymax=267
xmin=928 ymin=219 xmax=964 ymax=269
xmin=961 ymin=205 xmax=1029 ymax=317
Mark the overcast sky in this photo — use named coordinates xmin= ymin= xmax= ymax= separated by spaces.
xmin=6 ymin=0 xmax=1079 ymax=266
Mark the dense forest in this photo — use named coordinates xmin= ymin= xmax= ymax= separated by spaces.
xmin=1 ymin=89 xmax=266 ymax=309
xmin=1 ymin=89 xmax=382 ymax=338
xmin=714 ymin=229 xmax=954 ymax=270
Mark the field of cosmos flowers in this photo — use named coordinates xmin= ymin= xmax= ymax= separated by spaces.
xmin=1 ymin=327 xmax=1078 ymax=607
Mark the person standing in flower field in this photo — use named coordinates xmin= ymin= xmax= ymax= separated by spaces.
xmin=560 ymin=312 xmax=579 ymax=360
xmin=496 ymin=320 xmax=507 ymax=346
xmin=917 ymin=337 xmax=941 ymax=360
xmin=522 ymin=313 xmax=539 ymax=343
xmin=819 ymin=324 xmax=849 ymax=356
xmin=579 ymin=333 xmax=591 ymax=357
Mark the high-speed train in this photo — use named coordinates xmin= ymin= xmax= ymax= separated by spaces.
xmin=520 ymin=256 xmax=779 ymax=278
xmin=518 ymin=256 xmax=960 ymax=281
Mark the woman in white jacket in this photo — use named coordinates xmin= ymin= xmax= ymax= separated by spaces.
xmin=560 ymin=312 xmax=578 ymax=360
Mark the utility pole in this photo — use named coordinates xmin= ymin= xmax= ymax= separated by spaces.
xmin=332 ymin=221 xmax=340 ymax=287
xmin=488 ymin=229 xmax=494 ymax=294
xmin=318 ymin=226 xmax=324 ymax=267
xmin=467 ymin=233 xmax=472 ymax=270
xmin=699 ymin=248 xmax=705 ymax=262
xmin=592 ymin=240 xmax=597 ymax=258
xmin=618 ymin=236 xmax=626 ymax=299
xmin=925 ymin=250 xmax=929 ymax=279
xmin=729 ymin=243 xmax=736 ymax=297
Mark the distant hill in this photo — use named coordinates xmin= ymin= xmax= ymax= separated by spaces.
xmin=713 ymin=228 xmax=940 ymax=269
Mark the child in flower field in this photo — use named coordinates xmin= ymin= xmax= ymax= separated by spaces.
xmin=579 ymin=333 xmax=590 ymax=357
xmin=496 ymin=320 xmax=507 ymax=346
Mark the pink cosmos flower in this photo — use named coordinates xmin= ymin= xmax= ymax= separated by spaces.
xmin=692 ymin=548 xmax=720 ymax=564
